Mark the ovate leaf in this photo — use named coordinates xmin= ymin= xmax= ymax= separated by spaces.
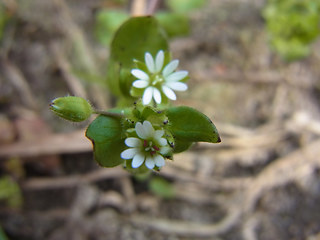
xmin=86 ymin=115 xmax=126 ymax=167
xmin=165 ymin=106 xmax=221 ymax=143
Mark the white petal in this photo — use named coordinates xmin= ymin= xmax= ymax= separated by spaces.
xmin=133 ymin=80 xmax=149 ymax=88
xmin=142 ymin=87 xmax=153 ymax=105
xmin=154 ymin=155 xmax=165 ymax=167
xmin=132 ymin=153 xmax=145 ymax=168
xmin=153 ymin=87 xmax=162 ymax=104
xmin=142 ymin=120 xmax=154 ymax=138
xmin=154 ymin=130 xmax=164 ymax=140
xmin=158 ymin=138 xmax=167 ymax=146
xmin=165 ymin=71 xmax=188 ymax=82
xmin=120 ymin=148 xmax=137 ymax=159
xmin=162 ymin=60 xmax=179 ymax=77
xmin=155 ymin=50 xmax=164 ymax=72
xmin=160 ymin=146 xmax=171 ymax=155
xmin=165 ymin=82 xmax=188 ymax=91
xmin=136 ymin=122 xmax=147 ymax=139
xmin=162 ymin=86 xmax=176 ymax=100
xmin=145 ymin=156 xmax=155 ymax=169
xmin=125 ymin=138 xmax=142 ymax=147
xmin=131 ymin=69 xmax=149 ymax=81
xmin=145 ymin=52 xmax=155 ymax=73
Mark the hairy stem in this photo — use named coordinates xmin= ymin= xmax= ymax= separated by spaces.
xmin=94 ymin=110 xmax=125 ymax=118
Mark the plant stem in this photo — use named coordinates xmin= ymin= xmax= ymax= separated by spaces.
xmin=93 ymin=110 xmax=125 ymax=118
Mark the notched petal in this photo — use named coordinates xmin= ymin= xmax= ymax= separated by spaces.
xmin=162 ymin=86 xmax=177 ymax=100
xmin=165 ymin=71 xmax=188 ymax=82
xmin=125 ymin=137 xmax=142 ymax=147
xmin=155 ymin=50 xmax=164 ymax=72
xmin=142 ymin=87 xmax=153 ymax=105
xmin=121 ymin=148 xmax=137 ymax=159
xmin=133 ymin=80 xmax=149 ymax=88
xmin=145 ymin=52 xmax=155 ymax=73
xmin=154 ymin=155 xmax=165 ymax=167
xmin=153 ymin=88 xmax=162 ymax=104
xmin=145 ymin=156 xmax=155 ymax=169
xmin=131 ymin=69 xmax=149 ymax=81
xmin=165 ymin=82 xmax=188 ymax=91
xmin=162 ymin=60 xmax=179 ymax=77
xmin=132 ymin=153 xmax=145 ymax=168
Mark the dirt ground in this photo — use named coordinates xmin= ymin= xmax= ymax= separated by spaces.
xmin=1 ymin=0 xmax=320 ymax=240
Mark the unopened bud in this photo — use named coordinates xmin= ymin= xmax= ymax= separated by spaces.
xmin=50 ymin=96 xmax=93 ymax=122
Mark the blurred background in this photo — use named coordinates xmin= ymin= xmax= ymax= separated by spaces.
xmin=1 ymin=0 xmax=320 ymax=239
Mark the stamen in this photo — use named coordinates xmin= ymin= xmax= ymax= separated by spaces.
xmin=143 ymin=140 xmax=148 ymax=147
xmin=153 ymin=145 xmax=160 ymax=151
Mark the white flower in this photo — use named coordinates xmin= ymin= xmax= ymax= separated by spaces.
xmin=120 ymin=121 xmax=171 ymax=169
xmin=131 ymin=50 xmax=188 ymax=105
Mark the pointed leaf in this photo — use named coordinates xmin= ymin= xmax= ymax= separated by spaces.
xmin=165 ymin=106 xmax=221 ymax=143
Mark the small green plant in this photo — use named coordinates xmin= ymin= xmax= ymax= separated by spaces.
xmin=0 ymin=226 xmax=9 ymax=240
xmin=263 ymin=0 xmax=320 ymax=61
xmin=0 ymin=176 xmax=23 ymax=209
xmin=51 ymin=16 xmax=220 ymax=174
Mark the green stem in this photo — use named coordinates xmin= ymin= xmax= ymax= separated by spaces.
xmin=93 ymin=110 xmax=125 ymax=118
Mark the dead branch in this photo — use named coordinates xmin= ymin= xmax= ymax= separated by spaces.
xmin=131 ymin=0 xmax=147 ymax=16
xmin=129 ymin=206 xmax=241 ymax=237
xmin=244 ymin=138 xmax=320 ymax=212
xmin=50 ymin=42 xmax=87 ymax=99
xmin=0 ymin=130 xmax=91 ymax=158
xmin=22 ymin=167 xmax=129 ymax=190
xmin=0 ymin=57 xmax=37 ymax=109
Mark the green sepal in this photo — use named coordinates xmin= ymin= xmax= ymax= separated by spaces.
xmin=50 ymin=96 xmax=93 ymax=122
xmin=125 ymin=160 xmax=150 ymax=174
xmin=165 ymin=106 xmax=221 ymax=143
xmin=141 ymin=106 xmax=168 ymax=127
xmin=86 ymin=114 xmax=126 ymax=167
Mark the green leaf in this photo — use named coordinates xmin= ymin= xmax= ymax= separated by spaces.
xmin=0 ymin=176 xmax=23 ymax=209
xmin=86 ymin=115 xmax=126 ymax=167
xmin=0 ymin=225 xmax=9 ymax=240
xmin=172 ymin=139 xmax=193 ymax=153
xmin=155 ymin=12 xmax=190 ymax=38
xmin=263 ymin=0 xmax=320 ymax=61
xmin=107 ymin=16 xmax=169 ymax=100
xmin=165 ymin=106 xmax=221 ymax=143
xmin=141 ymin=106 xmax=168 ymax=126
xmin=149 ymin=177 xmax=175 ymax=199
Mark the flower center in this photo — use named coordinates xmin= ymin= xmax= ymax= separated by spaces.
xmin=143 ymin=140 xmax=160 ymax=156
xmin=151 ymin=74 xmax=164 ymax=86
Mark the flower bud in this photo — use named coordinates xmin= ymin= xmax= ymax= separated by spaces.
xmin=50 ymin=96 xmax=93 ymax=122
